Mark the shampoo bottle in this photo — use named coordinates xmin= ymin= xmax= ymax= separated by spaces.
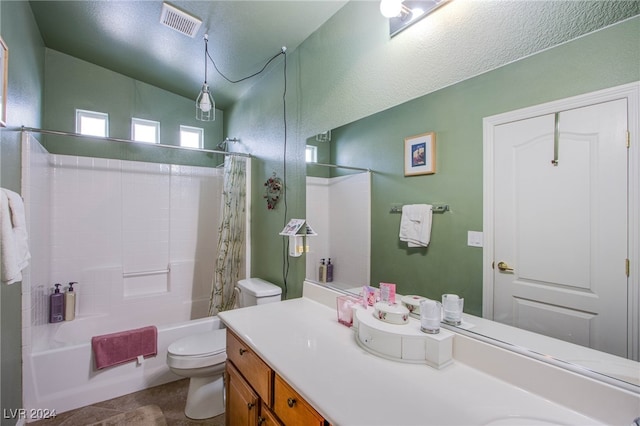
xmin=65 ymin=282 xmax=77 ymax=321
xmin=326 ymin=258 xmax=334 ymax=282
xmin=319 ymin=259 xmax=327 ymax=283
xmin=49 ymin=284 xmax=65 ymax=323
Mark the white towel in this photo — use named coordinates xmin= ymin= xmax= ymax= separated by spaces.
xmin=399 ymin=204 xmax=432 ymax=248
xmin=1 ymin=188 xmax=31 ymax=284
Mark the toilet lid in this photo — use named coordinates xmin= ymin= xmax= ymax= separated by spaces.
xmin=168 ymin=329 xmax=226 ymax=357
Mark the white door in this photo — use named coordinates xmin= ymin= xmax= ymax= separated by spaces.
xmin=492 ymin=99 xmax=628 ymax=358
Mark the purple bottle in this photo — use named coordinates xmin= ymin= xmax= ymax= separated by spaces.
xmin=49 ymin=284 xmax=65 ymax=323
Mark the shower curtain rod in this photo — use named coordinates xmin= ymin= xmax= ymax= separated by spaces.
xmin=308 ymin=162 xmax=371 ymax=173
xmin=20 ymin=126 xmax=251 ymax=158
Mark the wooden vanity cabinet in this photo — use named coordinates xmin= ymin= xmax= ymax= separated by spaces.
xmin=225 ymin=329 xmax=328 ymax=426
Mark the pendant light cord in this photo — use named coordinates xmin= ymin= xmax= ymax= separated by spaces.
xmin=206 ymin=46 xmax=285 ymax=84
xmin=203 ymin=36 xmax=208 ymax=84
xmin=281 ymin=51 xmax=289 ymax=299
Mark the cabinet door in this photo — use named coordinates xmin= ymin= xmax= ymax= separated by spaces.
xmin=226 ymin=362 xmax=259 ymax=426
xmin=258 ymin=401 xmax=282 ymax=426
xmin=273 ymin=374 xmax=325 ymax=426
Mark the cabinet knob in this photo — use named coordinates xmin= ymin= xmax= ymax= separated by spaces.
xmin=239 ymin=348 xmax=247 ymax=355
xmin=247 ymin=402 xmax=255 ymax=410
xmin=258 ymin=416 xmax=265 ymax=425
xmin=287 ymin=397 xmax=296 ymax=408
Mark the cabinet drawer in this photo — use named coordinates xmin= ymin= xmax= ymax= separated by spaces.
xmin=274 ymin=374 xmax=325 ymax=426
xmin=227 ymin=330 xmax=273 ymax=405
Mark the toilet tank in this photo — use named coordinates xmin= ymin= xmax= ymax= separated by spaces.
xmin=236 ymin=278 xmax=282 ymax=307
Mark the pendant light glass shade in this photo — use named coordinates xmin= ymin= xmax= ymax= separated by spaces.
xmin=196 ymin=35 xmax=215 ymax=121
xmin=196 ymin=83 xmax=215 ymax=121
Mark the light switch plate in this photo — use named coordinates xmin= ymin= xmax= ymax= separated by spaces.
xmin=467 ymin=231 xmax=483 ymax=247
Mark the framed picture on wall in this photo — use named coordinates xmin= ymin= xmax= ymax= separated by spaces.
xmin=404 ymin=132 xmax=436 ymax=176
xmin=0 ymin=37 xmax=7 ymax=127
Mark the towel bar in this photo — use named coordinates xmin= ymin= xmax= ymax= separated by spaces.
xmin=123 ymin=268 xmax=170 ymax=278
xmin=390 ymin=204 xmax=449 ymax=214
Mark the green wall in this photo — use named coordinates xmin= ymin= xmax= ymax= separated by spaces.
xmin=42 ymin=49 xmax=225 ymax=167
xmin=0 ymin=2 xmax=45 ymax=423
xmin=330 ymin=17 xmax=640 ymax=315
xmin=226 ymin=53 xmax=306 ymax=298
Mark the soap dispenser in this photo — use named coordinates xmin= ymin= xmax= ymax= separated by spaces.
xmin=319 ymin=259 xmax=327 ymax=283
xmin=326 ymin=258 xmax=334 ymax=282
xmin=49 ymin=284 xmax=65 ymax=323
xmin=65 ymin=282 xmax=77 ymax=321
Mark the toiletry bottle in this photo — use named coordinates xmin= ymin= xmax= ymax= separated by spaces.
xmin=49 ymin=284 xmax=65 ymax=323
xmin=326 ymin=258 xmax=334 ymax=282
xmin=65 ymin=282 xmax=77 ymax=321
xmin=319 ymin=259 xmax=327 ymax=283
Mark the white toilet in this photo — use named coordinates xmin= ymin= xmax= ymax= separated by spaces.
xmin=166 ymin=278 xmax=282 ymax=420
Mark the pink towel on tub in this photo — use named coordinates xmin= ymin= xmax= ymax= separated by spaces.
xmin=91 ymin=326 xmax=158 ymax=370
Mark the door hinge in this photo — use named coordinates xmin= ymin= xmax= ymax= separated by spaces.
xmin=626 ymin=131 xmax=630 ymax=148
xmin=626 ymin=258 xmax=630 ymax=277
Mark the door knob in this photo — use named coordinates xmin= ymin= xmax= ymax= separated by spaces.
xmin=497 ymin=261 xmax=514 ymax=272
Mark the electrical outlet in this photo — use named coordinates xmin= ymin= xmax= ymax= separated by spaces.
xmin=467 ymin=231 xmax=483 ymax=247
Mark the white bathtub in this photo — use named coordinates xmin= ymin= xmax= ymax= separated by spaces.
xmin=23 ymin=316 xmax=222 ymax=419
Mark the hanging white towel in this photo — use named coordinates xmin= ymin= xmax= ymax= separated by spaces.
xmin=1 ymin=188 xmax=31 ymax=284
xmin=399 ymin=204 xmax=432 ymax=248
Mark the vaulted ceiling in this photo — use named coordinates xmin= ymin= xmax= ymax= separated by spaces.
xmin=29 ymin=1 xmax=347 ymax=110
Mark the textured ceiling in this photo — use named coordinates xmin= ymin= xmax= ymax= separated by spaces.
xmin=29 ymin=0 xmax=347 ymax=109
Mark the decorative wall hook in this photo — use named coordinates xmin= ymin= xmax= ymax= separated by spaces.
xmin=264 ymin=172 xmax=282 ymax=210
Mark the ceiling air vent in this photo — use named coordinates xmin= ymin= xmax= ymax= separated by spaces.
xmin=160 ymin=3 xmax=202 ymax=38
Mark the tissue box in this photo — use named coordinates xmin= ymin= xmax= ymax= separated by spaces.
xmin=336 ymin=295 xmax=360 ymax=327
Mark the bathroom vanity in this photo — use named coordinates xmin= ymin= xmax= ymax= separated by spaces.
xmin=219 ymin=282 xmax=639 ymax=425
xmin=225 ymin=329 xmax=325 ymax=425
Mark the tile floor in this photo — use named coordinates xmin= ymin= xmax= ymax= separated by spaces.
xmin=30 ymin=379 xmax=225 ymax=426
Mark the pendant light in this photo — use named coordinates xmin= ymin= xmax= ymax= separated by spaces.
xmin=196 ymin=34 xmax=215 ymax=121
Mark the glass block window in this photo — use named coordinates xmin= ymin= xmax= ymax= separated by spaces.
xmin=132 ymin=118 xmax=160 ymax=144
xmin=306 ymin=145 xmax=318 ymax=163
xmin=180 ymin=125 xmax=204 ymax=149
xmin=76 ymin=109 xmax=109 ymax=137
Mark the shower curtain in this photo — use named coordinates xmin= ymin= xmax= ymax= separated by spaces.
xmin=208 ymin=155 xmax=246 ymax=315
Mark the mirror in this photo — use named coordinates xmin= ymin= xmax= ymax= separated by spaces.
xmin=303 ymin=18 xmax=639 ymax=390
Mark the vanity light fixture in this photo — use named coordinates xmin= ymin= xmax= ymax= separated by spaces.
xmin=196 ymin=34 xmax=215 ymax=121
xmin=315 ymin=130 xmax=332 ymax=143
xmin=381 ymin=0 xmax=451 ymax=37
xmin=380 ymin=0 xmax=403 ymax=18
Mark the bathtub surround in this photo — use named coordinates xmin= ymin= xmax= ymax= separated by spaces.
xmin=209 ymin=155 xmax=247 ymax=315
xmin=305 ymin=172 xmax=371 ymax=291
xmin=20 ymin=133 xmax=250 ymax=417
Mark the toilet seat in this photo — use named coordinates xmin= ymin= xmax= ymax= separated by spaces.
xmin=167 ymin=329 xmax=227 ymax=369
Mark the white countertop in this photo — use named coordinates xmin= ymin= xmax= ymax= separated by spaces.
xmin=219 ymin=297 xmax=608 ymax=426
